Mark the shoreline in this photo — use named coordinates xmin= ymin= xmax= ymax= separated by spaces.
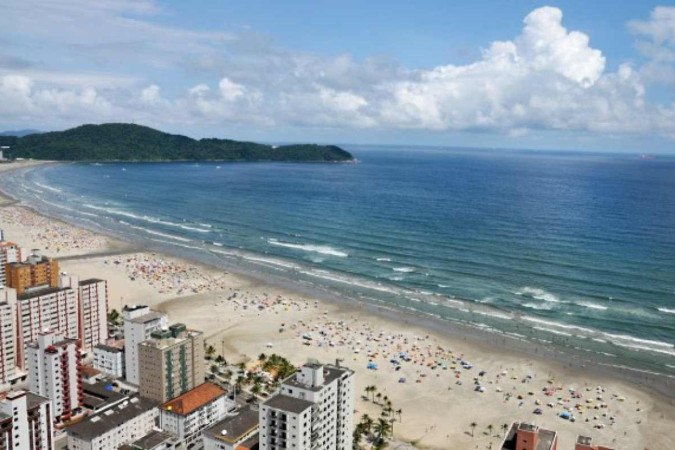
xmin=1 ymin=161 xmax=674 ymax=449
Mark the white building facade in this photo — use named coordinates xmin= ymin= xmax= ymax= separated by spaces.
xmin=27 ymin=330 xmax=83 ymax=421
xmin=0 ymin=239 xmax=22 ymax=286
xmin=15 ymin=286 xmax=78 ymax=367
xmin=160 ymin=382 xmax=233 ymax=449
xmin=0 ymin=390 xmax=54 ymax=450
xmin=61 ymin=276 xmax=109 ymax=352
xmin=259 ymin=362 xmax=355 ymax=450
xmin=122 ymin=305 xmax=167 ymax=385
xmin=0 ymin=287 xmax=18 ymax=387
xmin=93 ymin=344 xmax=124 ymax=378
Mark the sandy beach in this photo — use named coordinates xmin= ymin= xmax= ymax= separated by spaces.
xmin=1 ymin=161 xmax=674 ymax=449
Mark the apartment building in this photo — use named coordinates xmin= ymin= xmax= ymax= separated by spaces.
xmin=160 ymin=382 xmax=233 ymax=448
xmin=93 ymin=343 xmax=125 ymax=378
xmin=0 ymin=286 xmax=19 ymax=387
xmin=60 ymin=276 xmax=109 ymax=351
xmin=27 ymin=330 xmax=83 ymax=421
xmin=0 ymin=390 xmax=54 ymax=450
xmin=15 ymin=285 xmax=78 ymax=367
xmin=0 ymin=238 xmax=22 ymax=286
xmin=66 ymin=395 xmax=158 ymax=450
xmin=5 ymin=251 xmax=58 ymax=295
xmin=259 ymin=361 xmax=355 ymax=450
xmin=138 ymin=323 xmax=205 ymax=403
xmin=122 ymin=305 xmax=167 ymax=385
xmin=501 ymin=422 xmax=558 ymax=450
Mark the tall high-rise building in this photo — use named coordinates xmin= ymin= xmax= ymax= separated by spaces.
xmin=122 ymin=305 xmax=167 ymax=385
xmin=259 ymin=361 xmax=355 ymax=450
xmin=14 ymin=285 xmax=78 ymax=367
xmin=5 ymin=251 xmax=58 ymax=295
xmin=0 ymin=390 xmax=54 ymax=450
xmin=0 ymin=238 xmax=22 ymax=287
xmin=26 ymin=330 xmax=83 ymax=421
xmin=60 ymin=275 xmax=109 ymax=351
xmin=0 ymin=287 xmax=18 ymax=387
xmin=138 ymin=323 xmax=205 ymax=403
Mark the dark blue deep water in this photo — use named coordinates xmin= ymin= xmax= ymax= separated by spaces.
xmin=3 ymin=147 xmax=674 ymax=378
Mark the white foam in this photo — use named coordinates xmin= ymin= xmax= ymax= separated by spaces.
xmin=612 ymin=342 xmax=675 ymax=357
xmin=520 ymin=286 xmax=561 ymax=303
xmin=577 ymin=301 xmax=608 ymax=311
xmin=522 ymin=317 xmax=596 ymax=334
xmin=472 ymin=310 xmax=513 ymax=321
xmin=392 ymin=267 xmax=415 ymax=273
xmin=34 ymin=182 xmax=62 ymax=193
xmin=121 ymin=222 xmax=192 ymax=242
xmin=603 ymin=332 xmax=674 ymax=349
xmin=522 ymin=302 xmax=553 ymax=311
xmin=267 ymin=238 xmax=348 ymax=257
xmin=657 ymin=307 xmax=675 ymax=315
xmin=376 ymin=257 xmax=392 ymax=262
xmin=533 ymin=326 xmax=574 ymax=337
xmin=179 ymin=224 xmax=211 ymax=233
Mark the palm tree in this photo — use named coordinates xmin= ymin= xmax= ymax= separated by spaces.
xmin=374 ymin=417 xmax=392 ymax=442
xmin=251 ymin=382 xmax=262 ymax=397
xmin=470 ymin=421 xmax=477 ymax=437
xmin=375 ymin=392 xmax=382 ymax=404
xmin=487 ymin=424 xmax=494 ymax=437
xmin=107 ymin=309 xmax=120 ymax=325
xmin=258 ymin=353 xmax=267 ymax=362
xmin=360 ymin=414 xmax=374 ymax=438
xmin=364 ymin=385 xmax=375 ymax=402
xmin=205 ymin=344 xmax=216 ymax=359
xmin=353 ymin=427 xmax=363 ymax=449
xmin=396 ymin=408 xmax=402 ymax=422
xmin=501 ymin=423 xmax=509 ymax=437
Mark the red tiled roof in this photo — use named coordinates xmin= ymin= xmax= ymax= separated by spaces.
xmin=162 ymin=383 xmax=225 ymax=416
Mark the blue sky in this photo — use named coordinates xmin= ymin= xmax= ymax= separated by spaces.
xmin=1 ymin=1 xmax=674 ymax=152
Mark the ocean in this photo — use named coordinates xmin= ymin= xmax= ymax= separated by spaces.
xmin=2 ymin=146 xmax=674 ymax=383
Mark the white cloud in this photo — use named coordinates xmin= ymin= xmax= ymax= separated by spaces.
xmin=218 ymin=78 xmax=246 ymax=102
xmin=629 ymin=6 xmax=675 ymax=86
xmin=0 ymin=3 xmax=674 ymax=142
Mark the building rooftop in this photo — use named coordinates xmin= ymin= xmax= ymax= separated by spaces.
xmin=282 ymin=364 xmax=352 ymax=392
xmin=263 ymin=394 xmax=313 ymax=414
xmin=501 ymin=422 xmax=557 ymax=450
xmin=79 ymin=278 xmax=106 ymax=286
xmin=94 ymin=343 xmax=123 ymax=353
xmin=66 ymin=395 xmax=158 ymax=441
xmin=203 ymin=408 xmax=259 ymax=444
xmin=141 ymin=328 xmax=202 ymax=349
xmin=82 ymin=381 xmax=128 ymax=412
xmin=127 ymin=311 xmax=165 ymax=324
xmin=17 ymin=285 xmax=71 ymax=300
xmin=129 ymin=429 xmax=176 ymax=449
xmin=162 ymin=382 xmax=226 ymax=416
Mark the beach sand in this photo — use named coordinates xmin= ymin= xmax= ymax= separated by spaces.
xmin=1 ymin=161 xmax=673 ymax=449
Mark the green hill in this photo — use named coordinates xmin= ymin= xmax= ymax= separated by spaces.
xmin=0 ymin=123 xmax=354 ymax=162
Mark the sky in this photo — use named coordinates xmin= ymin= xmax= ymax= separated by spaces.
xmin=1 ymin=1 xmax=674 ymax=153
